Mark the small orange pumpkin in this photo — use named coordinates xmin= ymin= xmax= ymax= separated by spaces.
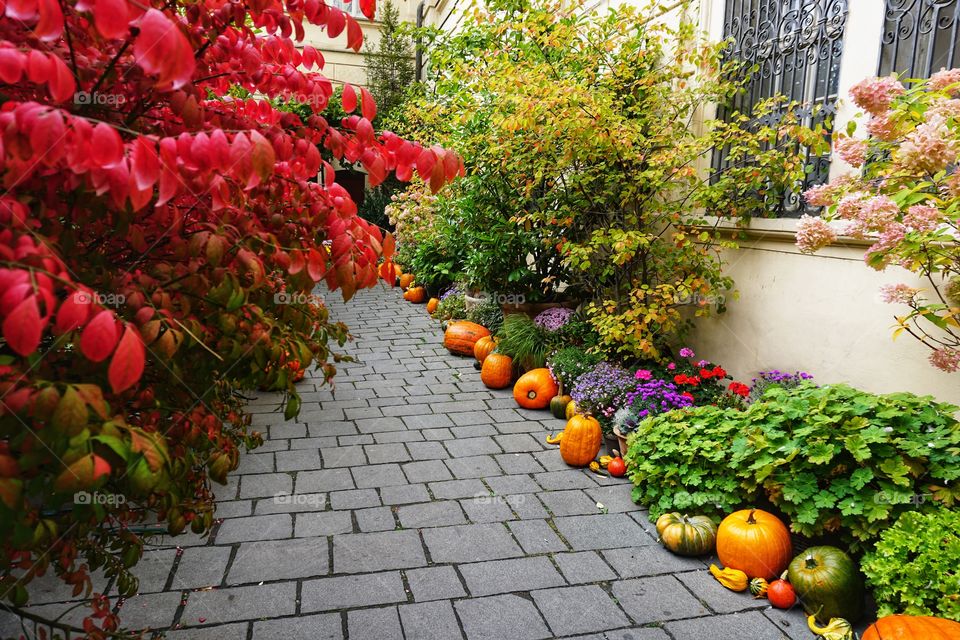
xmin=512 ymin=368 xmax=559 ymax=410
xmin=404 ymin=286 xmax=427 ymax=303
xmin=426 ymin=297 xmax=439 ymax=314
xmin=558 ymin=414 xmax=602 ymax=467
xmin=716 ymin=509 xmax=793 ymax=580
xmin=481 ymin=353 xmax=513 ymax=389
xmin=473 ymin=335 xmax=497 ymax=363
xmin=443 ymin=321 xmax=491 ymax=356
xmin=862 ymin=615 xmax=960 ymax=640
xmin=399 ymin=273 xmax=415 ymax=289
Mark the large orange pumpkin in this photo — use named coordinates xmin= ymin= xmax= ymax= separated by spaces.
xmin=558 ymin=414 xmax=602 ymax=467
xmin=426 ymin=298 xmax=439 ymax=314
xmin=716 ymin=509 xmax=793 ymax=580
xmin=473 ymin=335 xmax=497 ymax=363
xmin=512 ymin=368 xmax=559 ymax=409
xmin=862 ymin=616 xmax=960 ymax=640
xmin=443 ymin=321 xmax=491 ymax=356
xmin=481 ymin=353 xmax=513 ymax=389
xmin=404 ymin=286 xmax=427 ymax=303
xmin=399 ymin=273 xmax=415 ymax=289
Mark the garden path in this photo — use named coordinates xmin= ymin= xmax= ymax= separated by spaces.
xmin=1 ymin=286 xmax=815 ymax=640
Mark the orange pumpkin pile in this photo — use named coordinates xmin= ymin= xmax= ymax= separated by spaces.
xmin=403 ymin=286 xmax=427 ymax=303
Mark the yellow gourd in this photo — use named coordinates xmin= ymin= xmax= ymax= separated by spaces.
xmin=709 ymin=564 xmax=748 ymax=592
xmin=807 ymin=615 xmax=854 ymax=640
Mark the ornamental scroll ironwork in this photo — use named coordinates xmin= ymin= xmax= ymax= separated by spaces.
xmin=879 ymin=0 xmax=960 ymax=79
xmin=712 ymin=0 xmax=848 ymax=217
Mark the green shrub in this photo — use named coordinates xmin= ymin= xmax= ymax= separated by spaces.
xmin=434 ymin=293 xmax=466 ymax=321
xmin=862 ymin=509 xmax=960 ymax=621
xmin=467 ymin=298 xmax=504 ymax=334
xmin=497 ymin=314 xmax=550 ymax=371
xmin=626 ymin=383 xmax=960 ymax=550
xmin=547 ymin=346 xmax=602 ymax=392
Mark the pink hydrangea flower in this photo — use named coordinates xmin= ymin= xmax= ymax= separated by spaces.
xmin=635 ymin=369 xmax=652 ymax=380
xmin=896 ymin=114 xmax=959 ymax=174
xmin=929 ymin=68 xmax=960 ymax=94
xmin=835 ymin=136 xmax=867 ymax=167
xmin=929 ymin=347 xmax=960 ymax=373
xmin=679 ymin=347 xmax=694 ymax=358
xmin=850 ymin=76 xmax=905 ymax=115
xmin=879 ymin=283 xmax=919 ymax=304
xmin=866 ymin=114 xmax=898 ymax=141
xmin=803 ymin=183 xmax=835 ymax=207
xmin=928 ymin=98 xmax=960 ymax=120
xmin=845 ymin=195 xmax=900 ymax=238
xmin=796 ymin=215 xmax=837 ymax=253
xmin=865 ymin=223 xmax=907 ymax=269
xmin=903 ymin=203 xmax=941 ymax=232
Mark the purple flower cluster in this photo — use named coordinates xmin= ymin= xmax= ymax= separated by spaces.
xmin=624 ymin=379 xmax=694 ymax=420
xmin=533 ymin=307 xmax=574 ymax=331
xmin=439 ymin=286 xmax=462 ymax=301
xmin=570 ymin=362 xmax=636 ymax=420
xmin=748 ymin=369 xmax=815 ymax=403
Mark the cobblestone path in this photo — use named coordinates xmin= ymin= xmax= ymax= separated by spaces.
xmin=1 ymin=286 xmax=813 ymax=640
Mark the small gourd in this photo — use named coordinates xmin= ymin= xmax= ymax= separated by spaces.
xmin=655 ymin=513 xmax=717 ymax=557
xmin=708 ymin=564 xmax=748 ymax=592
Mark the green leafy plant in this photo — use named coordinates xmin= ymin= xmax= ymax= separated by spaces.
xmin=434 ymin=293 xmax=466 ymax=321
xmin=467 ymin=298 xmax=505 ymax=334
xmin=496 ymin=314 xmax=550 ymax=371
xmin=547 ymin=346 xmax=603 ymax=392
xmin=861 ymin=509 xmax=960 ymax=621
xmin=363 ymin=0 xmax=418 ymax=124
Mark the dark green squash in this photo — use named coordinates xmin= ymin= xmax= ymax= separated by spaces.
xmin=787 ymin=546 xmax=864 ymax=623
xmin=655 ymin=512 xmax=717 ymax=557
xmin=550 ymin=394 xmax=572 ymax=420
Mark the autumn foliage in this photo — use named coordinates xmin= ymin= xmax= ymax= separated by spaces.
xmin=0 ymin=0 xmax=459 ymax=631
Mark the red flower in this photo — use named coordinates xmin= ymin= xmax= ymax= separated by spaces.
xmin=712 ymin=366 xmax=727 ymax=378
xmin=728 ymin=382 xmax=750 ymax=398
xmin=681 ymin=392 xmax=694 ymax=400
xmin=699 ymin=368 xmax=713 ymax=379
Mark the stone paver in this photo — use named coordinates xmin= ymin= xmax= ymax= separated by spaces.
xmin=0 ymin=287 xmax=778 ymax=639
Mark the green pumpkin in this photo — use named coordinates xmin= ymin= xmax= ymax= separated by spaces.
xmin=550 ymin=394 xmax=572 ymax=420
xmin=655 ymin=512 xmax=718 ymax=556
xmin=787 ymin=546 xmax=864 ymax=624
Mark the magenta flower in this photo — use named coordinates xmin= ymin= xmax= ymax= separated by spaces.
xmin=679 ymin=347 xmax=694 ymax=358
xmin=635 ymin=369 xmax=652 ymax=380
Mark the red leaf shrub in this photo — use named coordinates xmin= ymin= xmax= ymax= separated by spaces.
xmin=0 ymin=0 xmax=460 ymax=630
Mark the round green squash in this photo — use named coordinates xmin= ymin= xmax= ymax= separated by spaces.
xmin=787 ymin=546 xmax=864 ymax=623
xmin=550 ymin=394 xmax=572 ymax=420
xmin=655 ymin=512 xmax=718 ymax=557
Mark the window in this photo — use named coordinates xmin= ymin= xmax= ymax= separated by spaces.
xmin=327 ymin=0 xmax=366 ymax=19
xmin=712 ymin=0 xmax=848 ymax=216
xmin=879 ymin=0 xmax=960 ymax=78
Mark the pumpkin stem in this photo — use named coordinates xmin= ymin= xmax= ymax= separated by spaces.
xmin=804 ymin=554 xmax=817 ymax=569
xmin=746 ymin=509 xmax=757 ymax=524
xmin=527 ymin=391 xmax=537 ymax=400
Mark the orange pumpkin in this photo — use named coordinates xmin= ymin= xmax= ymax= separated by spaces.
xmin=512 ymin=368 xmax=559 ymax=409
xmin=473 ymin=335 xmax=497 ymax=363
xmin=558 ymin=414 xmax=602 ymax=467
xmin=393 ymin=264 xmax=402 ymax=280
xmin=399 ymin=273 xmax=415 ymax=289
xmin=716 ymin=509 xmax=793 ymax=580
xmin=426 ymin=297 xmax=439 ymax=314
xmin=481 ymin=353 xmax=513 ymax=389
xmin=443 ymin=321 xmax=491 ymax=356
xmin=862 ymin=616 xmax=960 ymax=640
xmin=404 ymin=286 xmax=427 ymax=303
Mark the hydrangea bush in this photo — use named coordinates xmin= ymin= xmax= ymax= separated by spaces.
xmin=797 ymin=70 xmax=960 ymax=372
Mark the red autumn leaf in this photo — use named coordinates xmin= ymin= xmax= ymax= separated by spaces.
xmin=341 ymin=83 xmax=357 ymax=113
xmin=46 ymin=53 xmax=75 ymax=103
xmin=416 ymin=148 xmax=436 ymax=183
xmin=134 ymin=9 xmax=195 ymax=88
xmin=0 ymin=49 xmax=24 ymax=83
xmin=326 ymin=7 xmax=345 ymax=37
xmin=2 ymin=295 xmax=43 ymax=356
xmin=55 ymin=289 xmax=92 ymax=334
xmin=382 ymin=233 xmax=395 ymax=261
xmin=80 ymin=309 xmax=120 ymax=363
xmin=91 ymin=123 xmax=124 ymax=168
xmin=92 ymin=0 xmax=129 ymax=39
xmin=359 ymin=87 xmax=377 ymax=121
xmin=108 ymin=325 xmax=145 ymax=393
xmin=131 ymin=137 xmax=160 ymax=190
xmin=345 ymin=14 xmax=363 ymax=51
xmin=307 ymin=248 xmax=326 ymax=281
xmin=358 ymin=0 xmax=375 ymax=20
xmin=250 ymin=131 xmax=275 ymax=182
xmin=35 ymin=0 xmax=64 ymax=41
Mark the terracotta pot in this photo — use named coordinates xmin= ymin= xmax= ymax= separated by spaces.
xmin=612 ymin=426 xmax=629 ymax=456
xmin=500 ymin=299 xmax=578 ymax=319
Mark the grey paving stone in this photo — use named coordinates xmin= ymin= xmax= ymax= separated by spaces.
xmin=486 ymin=408 xmax=524 ymax=423
xmin=270 ymin=422 xmax=307 ymax=439
xmin=235 ymin=452 xmax=275 ymax=475
xmin=365 ymin=443 xmax=412 ymax=464
xmin=443 ymin=436 xmax=502 ymax=458
xmin=405 ymin=566 xmax=467 ymax=602
xmin=307 ymin=420 xmax=362 ymax=437
xmin=295 ymin=510 xmax=354 ymax=537
xmin=531 ymin=450 xmax=571 ymax=471
xmin=345 ymin=406 xmax=385 ymax=420
xmin=215 ymin=514 xmax=292 ymax=544
xmin=380 ymin=483 xmax=431 ymax=505
xmin=348 ymin=606 xmax=403 ymax=640
xmin=399 ymin=600 xmax=463 ymax=639
xmin=356 ymin=416 xmax=407 ymax=433
xmin=355 ymin=506 xmax=398 ymax=532
xmin=353 ymin=463 xmax=409 ymax=488
xmin=403 ymin=460 xmax=454 ymax=483
xmin=445 ymin=455 xmax=502 ymax=479
xmin=383 ymin=403 xmax=434 ymax=417
xmin=255 ymin=492 xmax=327 ymax=514
xmin=329 ymin=488 xmax=380 ymax=510
xmin=422 ymin=523 xmax=524 ymax=563
xmin=602 ymin=546 xmax=706 ymax=578
xmin=534 ymin=470 xmax=597 ymax=490
xmin=455 ymin=594 xmax=551 ymax=640
xmin=611 ymin=576 xmax=710 ymax=624
xmin=320 ymin=445 xmax=366 ymax=468
xmin=239 ymin=473 xmax=293 ymax=499
xmin=275 ymin=449 xmax=322 ymax=471
xmin=374 ymin=430 xmax=426 ymax=443
xmin=420 ymin=427 xmax=454 ymax=440
xmin=398 ymin=501 xmax=467 ymax=528
xmin=676 ymin=568 xmax=767 ymax=614
xmin=553 ymin=514 xmax=650 ymax=550
xmin=495 ymin=453 xmax=545 ymax=474
xmin=506 ymin=493 xmax=550 ymax=520
xmin=538 ymin=490 xmax=600 ymax=516
xmin=168 ymin=622 xmax=250 ymax=640
xmin=507 ymin=519 xmax=568 ymax=554
xmin=402 ymin=413 xmax=455 ymax=429
xmin=448 ymin=411 xmax=492 ymax=426
xmin=459 ymin=556 xmax=565 ymax=596
xmin=665 ymin=610 xmax=791 ymax=640
xmin=290 ymin=436 xmax=338 ymax=449
xmin=764 ymin=606 xmax=817 ymax=640
xmin=532 ymin=585 xmax=630 ymax=635
xmin=217 ymin=500 xmax=253 ymax=518
xmin=251 ymin=613 xmax=343 ymax=640
xmin=183 ymin=582 xmax=296 ymax=624
xmin=406 ymin=441 xmax=450 ymax=460
xmin=582 ymin=629 xmax=671 ymax=640
xmin=170 ymin=546 xmax=232 ymax=589
xmin=484 ymin=474 xmax=541 ymax=495
xmin=451 ymin=424 xmax=498 ymax=438
xmin=585 ymin=485 xmax=645 ymax=513
xmin=301 ymin=571 xmax=407 ymax=612
xmin=296 ymin=468 xmax=355 ymax=492
xmin=460 ymin=496 xmax=516 ymax=522
xmin=333 ymin=530 xmax=426 ymax=573
xmin=338 ymin=434 xmax=374 ymax=446
xmin=227 ymin=538 xmax=329 ymax=584
xmin=494 ymin=433 xmax=544 ymax=453
xmin=429 ymin=478 xmax=488 ymax=499
xmin=132 ymin=548 xmax=177 ymax=593
xmin=553 ymin=551 xmax=618 ymax=584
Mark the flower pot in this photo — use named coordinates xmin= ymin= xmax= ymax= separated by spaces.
xmin=604 ymin=434 xmax=620 ymax=456
xmin=500 ymin=299 xmax=578 ymax=319
xmin=612 ymin=426 xmax=629 ymax=456
xmin=464 ymin=292 xmax=485 ymax=311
